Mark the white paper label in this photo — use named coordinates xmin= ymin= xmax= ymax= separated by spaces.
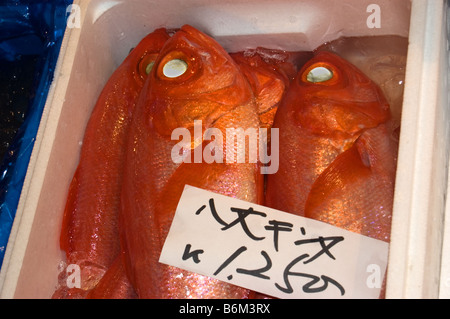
xmin=159 ymin=185 xmax=389 ymax=299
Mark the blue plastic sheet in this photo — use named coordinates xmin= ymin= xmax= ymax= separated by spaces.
xmin=0 ymin=0 xmax=72 ymax=268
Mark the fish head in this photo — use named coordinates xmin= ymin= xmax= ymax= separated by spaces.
xmin=128 ymin=28 xmax=171 ymax=85
xmin=288 ymin=51 xmax=391 ymax=138
xmin=144 ymin=24 xmax=253 ymax=138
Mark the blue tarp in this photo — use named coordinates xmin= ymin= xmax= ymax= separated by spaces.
xmin=0 ymin=0 xmax=72 ymax=268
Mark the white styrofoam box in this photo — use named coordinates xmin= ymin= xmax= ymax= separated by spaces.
xmin=0 ymin=0 xmax=446 ymax=299
xmin=385 ymin=0 xmax=449 ymax=299
xmin=439 ymin=0 xmax=450 ymax=299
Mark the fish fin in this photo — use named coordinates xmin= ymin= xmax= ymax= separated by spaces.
xmin=305 ymin=126 xmax=395 ymax=241
xmin=305 ymin=142 xmax=372 ymax=219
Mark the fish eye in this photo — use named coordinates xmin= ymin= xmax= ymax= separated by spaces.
xmin=306 ymin=66 xmax=333 ymax=83
xmin=145 ymin=61 xmax=155 ymax=74
xmin=137 ymin=53 xmax=159 ymax=79
xmin=157 ymin=51 xmax=197 ymax=81
xmin=162 ymin=59 xmax=188 ymax=78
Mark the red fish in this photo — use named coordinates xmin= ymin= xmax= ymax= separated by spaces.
xmin=265 ymin=51 xmax=397 ymax=243
xmin=119 ymin=25 xmax=262 ymax=298
xmin=54 ymin=28 xmax=170 ymax=298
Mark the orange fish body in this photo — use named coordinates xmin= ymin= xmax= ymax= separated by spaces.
xmin=54 ymin=28 xmax=170 ymax=298
xmin=119 ymin=25 xmax=262 ymax=298
xmin=265 ymin=51 xmax=396 ymax=242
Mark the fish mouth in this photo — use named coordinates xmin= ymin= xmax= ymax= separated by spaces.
xmin=307 ymin=94 xmax=391 ymax=125
xmin=296 ymin=97 xmax=391 ymax=138
xmin=151 ymin=98 xmax=234 ymax=139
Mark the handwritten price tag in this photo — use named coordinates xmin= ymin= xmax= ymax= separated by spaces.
xmin=159 ymin=185 xmax=389 ymax=299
